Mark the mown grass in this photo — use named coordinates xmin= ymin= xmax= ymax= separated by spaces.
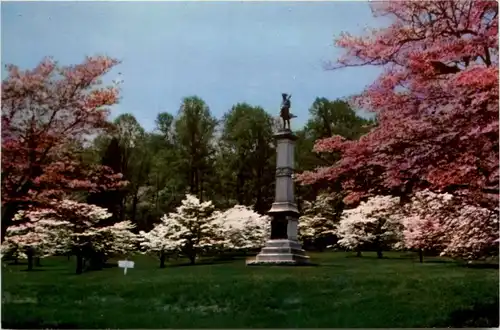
xmin=2 ymin=251 xmax=498 ymax=328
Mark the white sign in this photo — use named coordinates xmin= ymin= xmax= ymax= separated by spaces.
xmin=118 ymin=260 xmax=135 ymax=275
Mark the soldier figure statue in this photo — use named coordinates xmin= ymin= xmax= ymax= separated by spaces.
xmin=280 ymin=93 xmax=296 ymax=130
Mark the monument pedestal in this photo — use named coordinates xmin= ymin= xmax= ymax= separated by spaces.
xmin=251 ymin=239 xmax=309 ymax=264
xmin=249 ymin=129 xmax=309 ymax=265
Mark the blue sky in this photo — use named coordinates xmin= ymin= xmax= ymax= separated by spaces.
xmin=1 ymin=1 xmax=384 ymax=131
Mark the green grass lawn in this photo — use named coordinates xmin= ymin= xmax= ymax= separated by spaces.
xmin=2 ymin=251 xmax=499 ymax=328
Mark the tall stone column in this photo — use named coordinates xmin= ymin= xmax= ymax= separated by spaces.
xmin=250 ymin=128 xmax=310 ymax=265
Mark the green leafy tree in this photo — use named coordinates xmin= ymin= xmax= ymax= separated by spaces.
xmin=306 ymin=97 xmax=374 ymax=141
xmin=219 ymin=103 xmax=275 ymax=213
xmin=295 ymin=98 xmax=374 ymax=206
xmin=87 ymin=137 xmax=127 ymax=225
xmin=173 ymin=96 xmax=217 ymax=202
xmin=112 ymin=114 xmax=153 ymax=229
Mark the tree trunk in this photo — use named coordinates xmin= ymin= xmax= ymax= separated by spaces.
xmin=254 ymin=154 xmax=264 ymax=214
xmin=89 ymin=251 xmax=105 ymax=270
xmin=377 ymin=249 xmax=383 ymax=259
xmin=1 ymin=204 xmax=18 ymax=242
xmin=418 ymin=249 xmax=424 ymax=263
xmin=189 ymin=254 xmax=196 ymax=265
xmin=189 ymin=166 xmax=195 ymax=196
xmin=159 ymin=252 xmax=166 ymax=268
xmin=356 ymin=248 xmax=362 ymax=257
xmin=195 ymin=169 xmax=200 ymax=200
xmin=76 ymin=252 xmax=84 ymax=275
xmin=131 ymin=190 xmax=139 ymax=225
xmin=199 ymin=173 xmax=204 ymax=202
xmin=26 ymin=249 xmax=34 ymax=271
xmin=236 ymin=171 xmax=245 ymax=205
xmin=119 ymin=197 xmax=126 ymax=222
xmin=155 ymin=175 xmax=160 ymax=215
xmin=35 ymin=257 xmax=41 ymax=267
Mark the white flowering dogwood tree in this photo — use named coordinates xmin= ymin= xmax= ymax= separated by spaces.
xmin=138 ymin=223 xmax=180 ymax=268
xmin=214 ymin=205 xmax=270 ymax=251
xmin=142 ymin=194 xmax=223 ymax=265
xmin=338 ymin=195 xmax=404 ymax=258
xmin=139 ymin=197 xmax=272 ymax=267
xmin=298 ymin=193 xmax=342 ymax=251
xmin=2 ymin=208 xmax=71 ymax=270
xmin=2 ymin=200 xmax=137 ymax=273
xmin=0 ymin=239 xmax=25 ymax=264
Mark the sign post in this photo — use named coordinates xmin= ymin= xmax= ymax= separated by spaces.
xmin=118 ymin=259 xmax=135 ymax=275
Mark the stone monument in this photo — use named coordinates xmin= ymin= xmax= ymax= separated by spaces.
xmin=249 ymin=94 xmax=310 ymax=265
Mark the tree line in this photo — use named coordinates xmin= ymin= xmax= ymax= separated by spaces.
xmin=84 ymin=96 xmax=373 ymax=234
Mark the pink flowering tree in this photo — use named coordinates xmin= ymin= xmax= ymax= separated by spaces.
xmin=337 ymin=195 xmax=404 ymax=258
xmin=399 ymin=190 xmax=453 ymax=262
xmin=400 ymin=190 xmax=498 ymax=262
xmin=2 ymin=200 xmax=137 ymax=273
xmin=1 ymin=56 xmax=126 ymax=241
xmin=297 ymin=1 xmax=499 ymax=211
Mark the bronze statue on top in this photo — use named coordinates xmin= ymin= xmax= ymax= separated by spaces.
xmin=280 ymin=93 xmax=296 ymax=130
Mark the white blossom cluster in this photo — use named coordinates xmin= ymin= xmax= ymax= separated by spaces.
xmin=139 ymin=195 xmax=270 ymax=264
xmin=213 ymin=204 xmax=270 ymax=250
xmin=337 ymin=195 xmax=404 ymax=251
xmin=298 ymin=193 xmax=340 ymax=244
xmin=2 ymin=200 xmax=137 ymax=260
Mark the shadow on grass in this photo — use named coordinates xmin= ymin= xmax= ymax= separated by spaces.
xmin=167 ymin=259 xmax=237 ymax=268
xmin=6 ymin=262 xmax=57 ymax=267
xmin=423 ymin=259 xmax=454 ymax=264
xmin=2 ymin=320 xmax=79 ymax=329
xmin=344 ymin=255 xmax=408 ymax=260
xmin=20 ymin=268 xmax=49 ymax=272
xmin=247 ymin=262 xmax=320 ymax=267
xmin=305 ymin=262 xmax=342 ymax=268
xmin=463 ymin=263 xmax=499 ymax=269
xmin=6 ymin=261 xmax=28 ymax=266
xmin=102 ymin=262 xmax=118 ymax=269
xmin=434 ymin=298 xmax=500 ymax=328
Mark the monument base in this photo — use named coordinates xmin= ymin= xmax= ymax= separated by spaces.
xmin=247 ymin=239 xmax=310 ymax=265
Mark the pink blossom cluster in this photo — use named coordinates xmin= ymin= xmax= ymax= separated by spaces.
xmin=400 ymin=190 xmax=498 ymax=260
